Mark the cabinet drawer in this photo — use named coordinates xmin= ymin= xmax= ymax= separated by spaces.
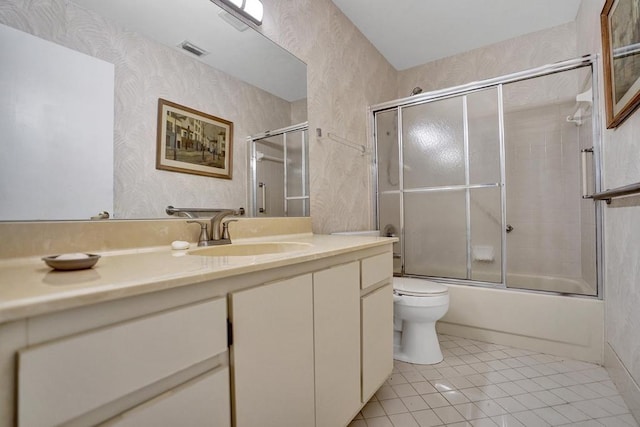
xmin=361 ymin=252 xmax=393 ymax=290
xmin=18 ymin=298 xmax=227 ymax=427
xmin=101 ymin=367 xmax=230 ymax=427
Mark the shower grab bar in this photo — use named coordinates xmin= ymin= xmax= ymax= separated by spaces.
xmin=592 ymin=182 xmax=640 ymax=204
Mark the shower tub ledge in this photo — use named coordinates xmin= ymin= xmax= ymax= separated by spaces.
xmin=436 ymin=283 xmax=604 ymax=364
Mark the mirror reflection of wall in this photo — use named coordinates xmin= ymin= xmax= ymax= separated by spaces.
xmin=0 ymin=0 xmax=307 ymax=221
xmin=0 ymin=24 xmax=114 ymax=221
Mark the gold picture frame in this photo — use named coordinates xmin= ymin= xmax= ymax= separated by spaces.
xmin=601 ymin=0 xmax=640 ymax=128
xmin=156 ymin=99 xmax=233 ymax=179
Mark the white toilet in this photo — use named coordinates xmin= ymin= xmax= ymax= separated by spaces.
xmin=393 ymin=277 xmax=449 ymax=365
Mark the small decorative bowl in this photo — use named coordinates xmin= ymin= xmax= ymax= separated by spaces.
xmin=42 ymin=254 xmax=101 ymax=271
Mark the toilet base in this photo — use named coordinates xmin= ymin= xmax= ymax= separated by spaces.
xmin=393 ymin=320 xmax=443 ymax=365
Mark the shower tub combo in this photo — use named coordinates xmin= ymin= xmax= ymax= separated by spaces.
xmin=370 ymin=56 xmax=605 ymax=363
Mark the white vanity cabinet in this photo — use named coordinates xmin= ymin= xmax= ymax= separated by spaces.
xmin=0 ymin=241 xmax=394 ymax=427
xmin=229 ymin=256 xmax=392 ymax=427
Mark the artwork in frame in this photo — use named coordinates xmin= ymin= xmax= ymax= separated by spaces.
xmin=601 ymin=0 xmax=640 ymax=128
xmin=156 ymin=99 xmax=233 ymax=179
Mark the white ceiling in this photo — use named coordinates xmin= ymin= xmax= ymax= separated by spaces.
xmin=331 ymin=0 xmax=583 ymax=70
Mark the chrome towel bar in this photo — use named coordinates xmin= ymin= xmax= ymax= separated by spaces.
xmin=591 ymin=182 xmax=640 ymax=204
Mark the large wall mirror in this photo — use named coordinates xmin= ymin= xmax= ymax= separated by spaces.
xmin=0 ymin=0 xmax=307 ymax=221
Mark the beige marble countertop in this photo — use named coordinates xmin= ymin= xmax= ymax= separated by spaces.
xmin=0 ymin=233 xmax=395 ymax=323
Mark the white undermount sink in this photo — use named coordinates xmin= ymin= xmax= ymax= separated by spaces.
xmin=188 ymin=242 xmax=313 ymax=257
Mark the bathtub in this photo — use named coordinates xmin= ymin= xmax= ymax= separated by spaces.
xmin=331 ymin=231 xmax=604 ymax=363
xmin=436 ymin=282 xmax=604 ymax=363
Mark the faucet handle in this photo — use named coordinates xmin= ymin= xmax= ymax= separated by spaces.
xmin=221 ymin=219 xmax=238 ymax=241
xmin=187 ymin=220 xmax=209 ymax=246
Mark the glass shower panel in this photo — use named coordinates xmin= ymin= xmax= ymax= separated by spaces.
xmin=404 ymin=191 xmax=467 ymax=279
xmin=375 ymin=109 xmax=400 ymax=193
xmin=286 ymin=199 xmax=309 ymax=217
xmin=502 ymin=68 xmax=596 ymax=296
xmin=470 ymin=187 xmax=502 ymax=283
xmin=402 ymin=97 xmax=465 ymax=188
xmin=467 ymin=88 xmax=501 ymax=185
xmin=255 ymin=136 xmax=285 ymax=217
xmin=285 ymin=129 xmax=305 ymax=199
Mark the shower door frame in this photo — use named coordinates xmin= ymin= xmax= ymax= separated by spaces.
xmin=369 ymin=55 xmax=604 ymax=298
xmin=248 ymin=121 xmax=309 ymax=217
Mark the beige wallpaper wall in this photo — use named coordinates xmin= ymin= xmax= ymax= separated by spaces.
xmin=260 ymin=0 xmax=398 ymax=233
xmin=576 ymin=0 xmax=640 ymax=419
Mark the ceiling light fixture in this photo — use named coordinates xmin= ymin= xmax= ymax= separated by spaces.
xmin=216 ymin=0 xmax=263 ymax=26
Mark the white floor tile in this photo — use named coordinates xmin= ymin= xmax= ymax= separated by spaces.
xmin=350 ymin=334 xmax=639 ymax=427
xmin=412 ymin=381 xmax=437 ymax=395
xmin=401 ymin=395 xmax=429 ymax=412
xmin=531 ymin=406 xmax=571 ymax=425
xmin=411 ymin=409 xmax=443 ymax=427
xmin=454 ymin=402 xmax=489 ymax=420
xmin=442 ymin=390 xmax=472 ymax=405
xmin=511 ymin=410 xmax=551 ymax=427
xmin=380 ymin=398 xmax=409 ymax=415
xmin=490 ymin=413 xmax=526 ymax=427
xmin=388 ymin=412 xmax=420 ymax=427
xmin=393 ymin=383 xmax=419 ymax=398
xmin=376 ymin=385 xmax=399 ymax=400
xmin=421 ymin=392 xmax=450 ymax=409
xmin=433 ymin=405 xmax=465 ymax=424
xmin=362 ymin=400 xmax=387 ymax=418
xmin=366 ymin=416 xmax=394 ymax=427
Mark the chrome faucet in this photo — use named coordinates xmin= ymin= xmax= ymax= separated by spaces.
xmin=186 ymin=208 xmax=243 ymax=246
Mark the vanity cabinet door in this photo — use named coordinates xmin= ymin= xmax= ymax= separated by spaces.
xmin=361 ymin=283 xmax=394 ymax=402
xmin=229 ymin=274 xmax=315 ymax=427
xmin=313 ymin=262 xmax=361 ymax=427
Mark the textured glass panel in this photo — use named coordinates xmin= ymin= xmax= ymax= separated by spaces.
xmin=379 ymin=192 xmax=401 ymax=275
xmin=255 ymin=137 xmax=284 ymax=217
xmin=286 ymin=198 xmax=308 ymax=217
xmin=468 ymin=88 xmax=501 ymax=185
xmin=503 ymin=67 xmax=595 ymax=296
xmin=402 ymin=97 xmax=464 ymax=188
xmin=285 ymin=130 xmax=306 ymax=198
xmin=470 ymin=187 xmax=502 ymax=283
xmin=375 ymin=110 xmax=399 ymax=193
xmin=404 ymin=191 xmax=466 ymax=279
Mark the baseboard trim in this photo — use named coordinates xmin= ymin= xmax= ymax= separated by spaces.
xmin=604 ymin=342 xmax=640 ymax=424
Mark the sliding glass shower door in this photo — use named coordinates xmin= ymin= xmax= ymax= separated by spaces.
xmin=378 ymin=89 xmax=504 ymax=283
xmin=374 ymin=58 xmax=600 ymax=297
xmin=249 ymin=123 xmax=309 ymax=217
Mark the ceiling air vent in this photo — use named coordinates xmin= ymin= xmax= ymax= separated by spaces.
xmin=179 ymin=41 xmax=208 ymax=57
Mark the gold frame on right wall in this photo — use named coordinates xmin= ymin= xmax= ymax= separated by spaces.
xmin=601 ymin=0 xmax=640 ymax=128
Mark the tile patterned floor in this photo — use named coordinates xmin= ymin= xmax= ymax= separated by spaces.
xmin=349 ymin=335 xmax=639 ymax=427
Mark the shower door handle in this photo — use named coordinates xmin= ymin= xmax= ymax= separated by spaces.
xmin=258 ymin=182 xmax=266 ymax=213
xmin=581 ymin=147 xmax=594 ymax=199
xmin=506 ymin=224 xmax=514 ymax=233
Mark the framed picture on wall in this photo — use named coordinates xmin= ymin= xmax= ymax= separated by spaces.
xmin=156 ymin=99 xmax=233 ymax=179
xmin=601 ymin=0 xmax=640 ymax=128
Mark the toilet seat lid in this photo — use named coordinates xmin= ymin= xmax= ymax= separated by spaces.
xmin=393 ymin=279 xmax=448 ymax=296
